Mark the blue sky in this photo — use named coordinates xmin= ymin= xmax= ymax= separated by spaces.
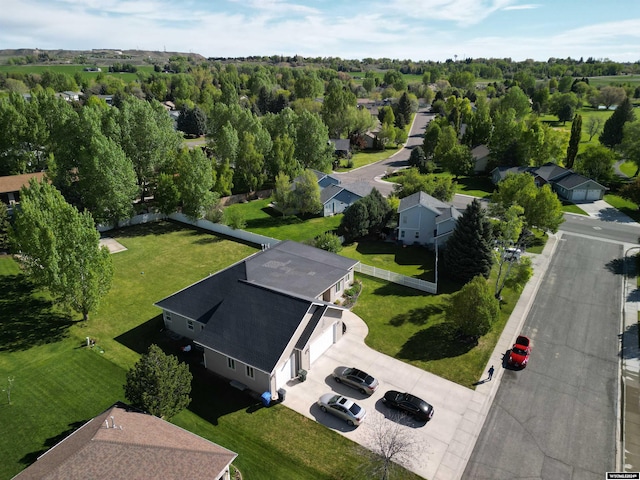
xmin=2 ymin=0 xmax=639 ymax=62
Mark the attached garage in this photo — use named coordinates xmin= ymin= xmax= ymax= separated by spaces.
xmin=309 ymin=322 xmax=337 ymax=364
xmin=571 ymin=189 xmax=587 ymax=201
xmin=587 ymin=188 xmax=603 ymax=201
xmin=275 ymin=354 xmax=295 ymax=390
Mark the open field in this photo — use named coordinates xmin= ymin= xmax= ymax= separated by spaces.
xmin=0 ymin=64 xmax=156 ymax=82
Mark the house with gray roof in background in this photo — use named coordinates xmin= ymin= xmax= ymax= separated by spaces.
xmin=397 ymin=191 xmax=461 ymax=246
xmin=490 ymin=162 xmax=606 ymax=202
xmin=13 ymin=402 xmax=237 ymax=480
xmin=155 ymin=241 xmax=359 ymax=399
xmin=305 ymin=169 xmax=374 ymax=216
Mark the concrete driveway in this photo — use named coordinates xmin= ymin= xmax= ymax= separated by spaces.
xmin=281 ymin=310 xmax=475 ymax=480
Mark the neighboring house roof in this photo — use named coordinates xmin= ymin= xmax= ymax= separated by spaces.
xmin=398 ymin=191 xmax=461 ymax=221
xmin=329 ymin=138 xmax=351 ymax=153
xmin=0 ymin=172 xmax=46 ymax=194
xmin=320 ymin=182 xmax=373 ymax=205
xmin=553 ymin=172 xmax=606 ymax=190
xmin=534 ymin=163 xmax=572 ymax=182
xmin=13 ymin=402 xmax=237 ymax=480
xmin=471 ymin=144 xmax=490 ymax=159
xmin=307 ymin=169 xmax=340 ymax=188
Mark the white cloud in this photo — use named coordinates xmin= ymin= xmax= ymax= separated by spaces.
xmin=386 ymin=0 xmax=515 ymax=25
xmin=502 ymin=3 xmax=541 ymax=10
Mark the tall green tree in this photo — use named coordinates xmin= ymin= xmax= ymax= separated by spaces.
xmin=321 ymin=79 xmax=357 ymax=138
xmin=565 ymin=113 xmax=582 ymax=169
xmin=443 ymin=199 xmax=494 ymax=284
xmin=175 ymin=147 xmax=215 ymax=220
xmin=394 ymin=168 xmax=456 ymax=201
xmin=340 ymin=201 xmax=370 ymax=241
xmin=574 ymin=144 xmax=617 ymax=183
xmin=462 ymin=94 xmax=492 ymax=147
xmin=549 ymin=92 xmax=581 ymax=124
xmin=445 ymin=275 xmax=499 ymax=339
xmin=291 ymin=169 xmax=322 ymax=215
xmin=11 ymin=179 xmax=113 ymax=321
xmin=124 ymin=344 xmax=192 ymax=419
xmin=441 ymin=143 xmax=474 ymax=179
xmin=600 ymin=97 xmax=635 ymax=149
xmin=499 ymin=86 xmax=530 ymax=119
xmin=361 ymin=188 xmax=392 ymax=235
xmin=273 ymin=172 xmax=293 ymax=215
xmin=115 ymin=96 xmax=183 ymax=201
xmin=491 ymin=173 xmax=564 ymax=232
xmin=0 ymin=202 xmax=10 ymax=252
xmin=294 ymin=110 xmax=334 ymax=172
xmin=619 ymin=120 xmax=640 ymax=175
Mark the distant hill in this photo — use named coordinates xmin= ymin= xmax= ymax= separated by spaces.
xmin=0 ymin=48 xmax=206 ymax=66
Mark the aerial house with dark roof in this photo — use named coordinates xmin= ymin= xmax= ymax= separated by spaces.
xmin=155 ymin=241 xmax=359 ymax=398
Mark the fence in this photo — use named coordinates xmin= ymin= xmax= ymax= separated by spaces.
xmin=98 ymin=212 xmax=278 ymax=248
xmin=354 ymin=263 xmax=437 ymax=294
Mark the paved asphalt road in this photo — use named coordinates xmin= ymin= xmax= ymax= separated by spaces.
xmin=463 ymin=234 xmax=621 ymax=479
xmin=333 ymin=108 xmax=435 ymax=197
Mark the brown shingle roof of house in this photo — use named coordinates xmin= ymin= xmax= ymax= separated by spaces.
xmin=13 ymin=402 xmax=237 ymax=480
xmin=0 ymin=172 xmax=47 ymax=194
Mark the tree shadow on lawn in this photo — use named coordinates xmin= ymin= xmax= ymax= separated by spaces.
xmin=244 ymin=214 xmax=303 ymax=230
xmin=19 ymin=419 xmax=86 ymax=467
xmin=109 ymin=220 xmax=181 ymax=240
xmin=370 ymin=281 xmax=432 ymax=297
xmin=397 ymin=322 xmax=476 ymax=362
xmin=114 ymin=315 xmax=166 ymax=355
xmin=0 ymin=275 xmax=75 ymax=352
xmin=388 ymin=304 xmax=445 ymax=327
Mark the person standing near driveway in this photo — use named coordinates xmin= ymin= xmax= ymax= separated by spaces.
xmin=488 ymin=365 xmax=495 ymax=380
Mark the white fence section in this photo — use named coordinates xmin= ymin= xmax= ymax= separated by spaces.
xmin=354 ymin=263 xmax=437 ymax=294
xmin=97 ymin=212 xmax=278 ymax=248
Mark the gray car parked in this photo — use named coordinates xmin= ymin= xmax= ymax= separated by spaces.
xmin=332 ymin=366 xmax=379 ymax=395
xmin=317 ymin=393 xmax=367 ymax=426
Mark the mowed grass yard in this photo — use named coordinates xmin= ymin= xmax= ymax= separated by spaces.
xmin=0 ymin=221 xmax=422 ymax=480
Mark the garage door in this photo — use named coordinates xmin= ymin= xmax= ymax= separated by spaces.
xmin=587 ymin=189 xmax=602 ymax=201
xmin=572 ymin=189 xmax=587 ymax=201
xmin=275 ymin=354 xmax=294 ymax=389
xmin=309 ymin=323 xmax=336 ymax=364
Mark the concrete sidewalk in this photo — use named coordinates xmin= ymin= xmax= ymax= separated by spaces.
xmin=622 ymin=243 xmax=640 ymax=472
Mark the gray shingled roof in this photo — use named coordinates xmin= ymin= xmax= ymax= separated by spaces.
xmin=320 ymin=183 xmax=344 ymax=204
xmin=195 ymin=282 xmax=314 ymax=372
xmin=553 ymin=172 xmax=605 ymax=190
xmin=398 ymin=191 xmax=451 ymax=213
xmin=155 ymin=241 xmax=357 ymax=372
xmin=13 ymin=402 xmax=236 ymax=480
xmin=534 ymin=163 xmax=571 ymax=182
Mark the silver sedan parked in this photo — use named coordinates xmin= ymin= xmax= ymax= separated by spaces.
xmin=332 ymin=366 xmax=379 ymax=395
xmin=317 ymin=393 xmax=367 ymax=426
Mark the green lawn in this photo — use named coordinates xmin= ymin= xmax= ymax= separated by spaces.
xmin=224 ymin=198 xmax=342 ymax=242
xmin=562 ymin=202 xmax=589 ymax=215
xmin=0 ymin=223 xmax=421 ymax=480
xmin=335 ymin=147 xmax=400 ymax=171
xmin=620 ymin=161 xmax=637 ymax=178
xmin=341 ymin=241 xmax=435 ymax=280
xmin=0 ymin=64 xmax=155 ymax=83
xmin=352 ymin=267 xmax=519 ymax=387
xmin=604 ymin=194 xmax=640 ymax=222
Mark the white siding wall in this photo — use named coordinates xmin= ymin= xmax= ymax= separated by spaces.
xmin=399 ymin=207 xmax=436 ymax=245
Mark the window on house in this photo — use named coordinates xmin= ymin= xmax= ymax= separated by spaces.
xmin=165 ymin=312 xmax=172 ymax=323
xmin=335 ymin=280 xmax=342 ymax=293
xmin=415 ymin=231 xmax=419 ymax=239
xmin=246 ymin=366 xmax=255 ymax=379
xmin=187 ymin=320 xmax=194 ymax=331
xmin=227 ymin=358 xmax=235 ymax=370
xmin=400 ymin=231 xmax=405 ymax=238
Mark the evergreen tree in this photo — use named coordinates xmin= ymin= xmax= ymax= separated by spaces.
xmin=361 ymin=188 xmax=391 ymax=234
xmin=124 ymin=344 xmax=192 ymax=419
xmin=565 ymin=113 xmax=582 ymax=169
xmin=340 ymin=201 xmax=370 ymax=241
xmin=443 ymin=199 xmax=493 ymax=284
xmin=600 ymin=97 xmax=635 ymax=149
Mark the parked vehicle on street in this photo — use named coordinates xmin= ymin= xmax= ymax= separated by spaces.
xmin=317 ymin=393 xmax=366 ymax=426
xmin=508 ymin=335 xmax=531 ymax=368
xmin=332 ymin=366 xmax=379 ymax=395
xmin=382 ymin=390 xmax=434 ymax=421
